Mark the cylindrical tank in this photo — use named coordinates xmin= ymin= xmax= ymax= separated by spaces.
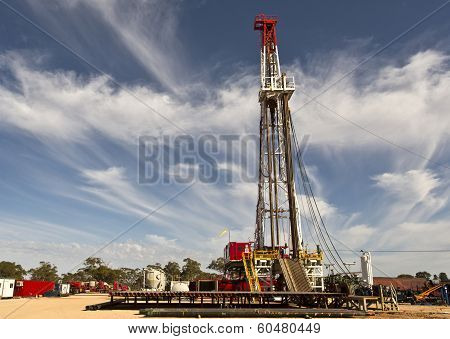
xmin=170 ymin=281 xmax=189 ymax=292
xmin=89 ymin=281 xmax=96 ymax=288
xmin=145 ymin=268 xmax=166 ymax=291
xmin=360 ymin=251 xmax=373 ymax=286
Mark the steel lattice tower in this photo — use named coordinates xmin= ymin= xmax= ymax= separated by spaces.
xmin=254 ymin=15 xmax=302 ymax=258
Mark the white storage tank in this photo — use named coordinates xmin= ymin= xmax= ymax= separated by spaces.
xmin=170 ymin=281 xmax=189 ymax=292
xmin=89 ymin=281 xmax=96 ymax=289
xmin=360 ymin=251 xmax=373 ymax=286
xmin=144 ymin=268 xmax=166 ymax=291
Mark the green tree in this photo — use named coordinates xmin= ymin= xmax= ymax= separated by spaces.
xmin=197 ymin=271 xmax=219 ymax=280
xmin=147 ymin=263 xmax=162 ymax=270
xmin=163 ymin=261 xmax=181 ymax=280
xmin=0 ymin=261 xmax=27 ymax=280
xmin=439 ymin=272 xmax=448 ymax=281
xmin=118 ymin=268 xmax=142 ymax=290
xmin=28 ymin=261 xmax=59 ymax=281
xmin=74 ymin=257 xmax=121 ymax=283
xmin=61 ymin=271 xmax=88 ymax=283
xmin=415 ymin=271 xmax=431 ymax=280
xmin=207 ymin=257 xmax=225 ymax=274
xmin=181 ymin=258 xmax=202 ymax=281
xmin=397 ymin=274 xmax=414 ymax=278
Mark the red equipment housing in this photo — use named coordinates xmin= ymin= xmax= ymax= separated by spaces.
xmin=224 ymin=242 xmax=252 ymax=261
xmin=219 ymin=279 xmax=249 ymax=291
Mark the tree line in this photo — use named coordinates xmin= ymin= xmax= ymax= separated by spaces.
xmin=0 ymin=257 xmax=225 ymax=290
xmin=397 ymin=271 xmax=448 ymax=281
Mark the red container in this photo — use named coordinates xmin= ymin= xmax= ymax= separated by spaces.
xmin=14 ymin=280 xmax=55 ymax=297
xmin=224 ymin=242 xmax=252 ymax=261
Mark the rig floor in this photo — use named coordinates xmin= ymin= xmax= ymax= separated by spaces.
xmin=82 ymin=290 xmax=385 ymax=316
xmin=108 ymin=291 xmax=345 ymax=308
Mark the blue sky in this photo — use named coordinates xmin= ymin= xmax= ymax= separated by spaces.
xmin=0 ymin=0 xmax=449 ymax=276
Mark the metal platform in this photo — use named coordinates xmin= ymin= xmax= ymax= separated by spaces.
xmin=108 ymin=290 xmax=346 ymax=309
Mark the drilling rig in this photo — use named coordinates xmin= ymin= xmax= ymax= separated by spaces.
xmin=107 ymin=15 xmax=386 ymax=316
xmin=224 ymin=14 xmax=324 ymax=292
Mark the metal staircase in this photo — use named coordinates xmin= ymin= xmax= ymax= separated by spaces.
xmin=242 ymin=252 xmax=261 ymax=292
xmin=279 ymin=258 xmax=312 ymax=292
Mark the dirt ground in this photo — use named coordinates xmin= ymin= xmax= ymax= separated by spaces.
xmin=0 ymin=294 xmax=141 ymax=319
xmin=1 ymin=295 xmax=449 ymax=319
xmin=370 ymin=303 xmax=450 ymax=319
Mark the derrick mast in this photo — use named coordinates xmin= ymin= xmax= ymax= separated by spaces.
xmin=254 ymin=14 xmax=301 ymax=258
xmin=224 ymin=15 xmax=324 ymax=292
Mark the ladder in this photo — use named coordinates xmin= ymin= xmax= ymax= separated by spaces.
xmin=242 ymin=252 xmax=261 ymax=292
xmin=389 ymin=283 xmax=399 ymax=311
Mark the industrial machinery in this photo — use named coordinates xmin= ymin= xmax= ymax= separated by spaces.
xmin=102 ymin=15 xmax=384 ymax=315
xmin=222 ymin=14 xmax=362 ymax=294
xmin=414 ymin=283 xmax=446 ymax=303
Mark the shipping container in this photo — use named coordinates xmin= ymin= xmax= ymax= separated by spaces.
xmin=14 ymin=280 xmax=55 ymax=297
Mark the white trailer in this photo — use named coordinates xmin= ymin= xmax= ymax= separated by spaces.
xmin=59 ymin=283 xmax=70 ymax=295
xmin=0 ymin=278 xmax=15 ymax=298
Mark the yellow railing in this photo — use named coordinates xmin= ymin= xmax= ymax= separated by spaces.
xmin=299 ymin=249 xmax=323 ymax=261
xmin=242 ymin=252 xmax=261 ymax=292
xmin=253 ymin=249 xmax=279 ymax=260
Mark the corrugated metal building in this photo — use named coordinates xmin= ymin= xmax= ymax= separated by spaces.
xmin=373 ymin=277 xmax=427 ymax=291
